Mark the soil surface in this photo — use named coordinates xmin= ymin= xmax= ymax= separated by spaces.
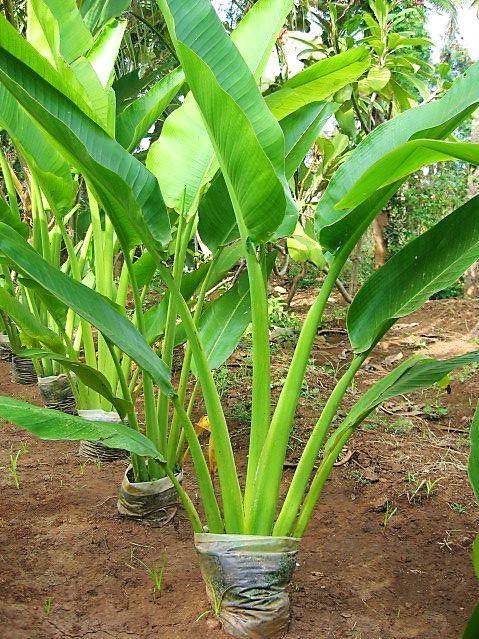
xmin=1 ymin=298 xmax=479 ymax=639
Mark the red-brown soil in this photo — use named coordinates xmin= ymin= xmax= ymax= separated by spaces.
xmin=1 ymin=298 xmax=479 ymax=639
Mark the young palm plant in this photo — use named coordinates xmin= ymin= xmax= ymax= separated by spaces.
xmin=1 ymin=1 xmax=479 ymax=637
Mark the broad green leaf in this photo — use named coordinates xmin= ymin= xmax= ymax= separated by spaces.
xmin=147 ymin=97 xmax=218 ymax=213
xmin=149 ymin=0 xmax=294 ymax=214
xmin=192 ymin=272 xmax=251 ymax=374
xmin=338 ymin=140 xmax=479 ymax=210
xmin=27 ymin=0 xmax=93 ymax=65
xmin=348 ymin=197 xmax=479 ymax=353
xmin=158 ymin=0 xmax=294 ymax=244
xmin=86 ymin=18 xmax=126 ymax=89
xmin=358 ymin=65 xmax=391 ymax=95
xmin=0 ymin=195 xmax=29 ymax=239
xmin=0 ymin=40 xmax=170 ymax=249
xmin=316 ymin=60 xmax=479 ymax=255
xmin=0 ymin=225 xmax=173 ymax=396
xmin=18 ymin=348 xmax=132 ymax=418
xmin=80 ymin=0 xmax=131 ymax=34
xmin=117 ymin=67 xmax=184 ymax=151
xmin=0 ymin=84 xmax=76 ymax=214
xmin=198 ymin=103 xmax=332 ymax=252
xmin=265 ymin=47 xmax=370 ymax=120
xmin=0 ymin=285 xmax=65 ymax=354
xmin=68 ymin=55 xmax=115 ymax=131
xmin=0 ymin=15 xmax=104 ymax=129
xmin=0 ymin=396 xmax=161 ymax=459
xmin=282 ymin=102 xmax=336 ymax=178
xmin=332 ymin=352 xmax=479 ymax=448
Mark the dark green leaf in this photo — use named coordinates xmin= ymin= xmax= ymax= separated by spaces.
xmin=0 ymin=225 xmax=172 ymax=395
xmin=158 ymin=0 xmax=294 ymax=243
xmin=265 ymin=47 xmax=370 ymax=120
xmin=348 ymin=197 xmax=479 ymax=353
xmin=116 ymin=67 xmax=184 ymax=151
xmin=18 ymin=348 xmax=132 ymax=418
xmin=0 ymin=26 xmax=170 ymax=249
xmin=316 ymin=60 xmax=479 ymax=255
xmin=0 ymin=396 xmax=161 ymax=459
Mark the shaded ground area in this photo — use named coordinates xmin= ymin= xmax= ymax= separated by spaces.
xmin=1 ymin=298 xmax=479 ymax=639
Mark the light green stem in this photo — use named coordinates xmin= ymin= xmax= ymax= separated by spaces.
xmin=164 ymin=465 xmax=204 ymax=533
xmin=273 ymin=353 xmax=368 ymax=536
xmin=166 ymin=249 xmax=222 ymax=467
xmin=155 ymin=260 xmax=244 ymax=533
xmin=245 ymin=250 xmax=347 ymax=535
xmin=105 ymin=338 xmax=148 ymax=482
xmin=171 ymin=394 xmax=224 ymax=533
xmin=243 ymin=247 xmax=271 ymax=511
xmin=293 ymin=425 xmax=353 ymax=538
xmin=0 ymin=149 xmax=19 ymax=217
xmin=122 ymin=250 xmax=163 ymax=481
xmin=157 ymin=213 xmax=193 ymax=456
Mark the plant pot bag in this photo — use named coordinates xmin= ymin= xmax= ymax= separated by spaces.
xmin=118 ymin=464 xmax=183 ymax=523
xmin=78 ymin=410 xmax=128 ymax=461
xmin=195 ymin=534 xmax=300 ymax=639
xmin=38 ymin=374 xmax=77 ymax=414
xmin=11 ymin=355 xmax=37 ymax=385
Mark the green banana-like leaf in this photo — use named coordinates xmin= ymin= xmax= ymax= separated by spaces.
xmin=348 ymin=196 xmax=479 ymax=353
xmin=144 ymin=243 xmax=245 ymax=344
xmin=70 ymin=19 xmax=126 ymax=131
xmin=0 ymin=224 xmax=173 ymax=395
xmin=80 ymin=0 xmax=131 ymax=34
xmin=198 ymin=102 xmax=333 ymax=252
xmin=282 ymin=102 xmax=337 ymax=181
xmin=0 ymin=15 xmax=109 ymax=131
xmin=116 ymin=67 xmax=184 ymax=151
xmin=68 ymin=55 xmax=115 ymax=131
xmin=0 ymin=195 xmax=29 ymax=238
xmin=0 ymin=30 xmax=170 ymax=249
xmin=0 ymin=396 xmax=161 ymax=459
xmin=18 ymin=348 xmax=132 ymax=418
xmin=148 ymin=0 xmax=294 ymax=214
xmin=27 ymin=0 xmax=93 ymax=65
xmin=86 ymin=18 xmax=126 ymax=89
xmin=0 ymin=286 xmax=65 ymax=354
xmin=316 ymin=59 xmax=479 ymax=255
xmin=338 ymin=140 xmax=479 ymax=210
xmin=264 ymin=47 xmax=369 ymax=120
xmin=158 ymin=0 xmax=294 ymax=244
xmin=0 ymin=84 xmax=76 ymax=214
xmin=192 ymin=272 xmax=251 ymax=374
xmin=330 ymin=351 xmax=479 ymax=451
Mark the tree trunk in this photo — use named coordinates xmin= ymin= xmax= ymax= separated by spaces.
xmin=465 ymin=111 xmax=479 ymax=297
xmin=373 ymin=211 xmax=388 ymax=269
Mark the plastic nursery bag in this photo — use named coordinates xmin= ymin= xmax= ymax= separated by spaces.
xmin=195 ymin=533 xmax=300 ymax=639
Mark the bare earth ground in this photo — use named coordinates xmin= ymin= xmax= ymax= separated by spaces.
xmin=1 ymin=297 xmax=479 ymax=639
